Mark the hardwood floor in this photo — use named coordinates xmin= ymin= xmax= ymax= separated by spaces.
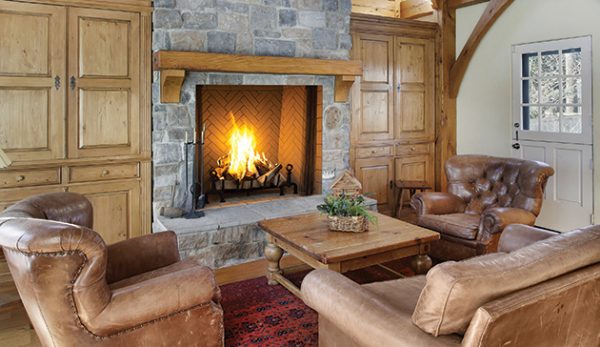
xmin=0 ymin=308 xmax=39 ymax=347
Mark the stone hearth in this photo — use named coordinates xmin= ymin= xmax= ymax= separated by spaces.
xmin=155 ymin=195 xmax=377 ymax=268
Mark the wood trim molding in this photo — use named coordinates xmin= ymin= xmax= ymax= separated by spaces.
xmin=153 ymin=51 xmax=363 ymax=103
xmin=11 ymin=0 xmax=152 ymax=12
xmin=449 ymin=0 xmax=514 ymax=97
xmin=449 ymin=0 xmax=489 ymax=9
xmin=437 ymin=1 xmax=457 ymax=191
xmin=400 ymin=0 xmax=435 ymax=19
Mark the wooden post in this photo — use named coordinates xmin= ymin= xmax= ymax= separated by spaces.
xmin=436 ymin=2 xmax=457 ymax=192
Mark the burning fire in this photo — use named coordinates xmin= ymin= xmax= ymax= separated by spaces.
xmin=225 ymin=114 xmax=269 ymax=180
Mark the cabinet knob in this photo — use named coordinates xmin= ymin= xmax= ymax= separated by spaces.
xmin=16 ymin=175 xmax=25 ymax=182
xmin=410 ymin=146 xmax=416 ymax=151
xmin=101 ymin=169 xmax=110 ymax=177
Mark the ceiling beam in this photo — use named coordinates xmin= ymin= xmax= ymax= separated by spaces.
xmin=449 ymin=0 xmax=490 ymax=9
xmin=449 ymin=0 xmax=514 ymax=97
xmin=400 ymin=0 xmax=434 ymax=19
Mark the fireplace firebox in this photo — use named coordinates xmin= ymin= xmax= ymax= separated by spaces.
xmin=196 ymin=85 xmax=322 ymax=204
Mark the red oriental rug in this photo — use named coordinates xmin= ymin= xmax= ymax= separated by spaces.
xmin=220 ymin=261 xmax=414 ymax=347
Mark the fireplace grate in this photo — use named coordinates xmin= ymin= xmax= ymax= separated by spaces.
xmin=207 ymin=164 xmax=298 ymax=203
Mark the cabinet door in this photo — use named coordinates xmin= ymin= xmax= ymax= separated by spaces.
xmin=352 ymin=34 xmax=394 ymax=142
xmin=395 ymin=37 xmax=435 ymax=142
xmin=0 ymin=1 xmax=66 ymax=161
xmin=394 ymin=151 xmax=434 ymax=188
xmin=355 ymin=157 xmax=393 ymax=211
xmin=68 ymin=8 xmax=140 ymax=158
xmin=68 ymin=181 xmax=141 ymax=244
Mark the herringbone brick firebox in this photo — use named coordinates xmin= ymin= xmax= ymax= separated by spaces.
xmin=199 ymin=85 xmax=322 ymax=200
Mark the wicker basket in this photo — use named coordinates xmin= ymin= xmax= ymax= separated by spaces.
xmin=327 ymin=215 xmax=368 ymax=233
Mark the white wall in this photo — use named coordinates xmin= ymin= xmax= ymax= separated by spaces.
xmin=456 ymin=0 xmax=600 ymax=222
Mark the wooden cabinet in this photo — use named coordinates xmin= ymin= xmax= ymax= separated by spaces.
xmin=0 ymin=0 xmax=152 ymax=237
xmin=351 ymin=15 xmax=437 ymax=213
xmin=0 ymin=1 xmax=66 ymax=161
xmin=355 ymin=157 xmax=394 ymax=210
xmin=394 ymin=144 xmax=435 ymax=186
xmin=395 ymin=37 xmax=435 ymax=142
xmin=68 ymin=8 xmax=140 ymax=158
xmin=69 ymin=181 xmax=141 ymax=244
xmin=352 ymin=34 xmax=394 ymax=142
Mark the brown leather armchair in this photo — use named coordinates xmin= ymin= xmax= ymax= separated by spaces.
xmin=412 ymin=155 xmax=554 ymax=260
xmin=0 ymin=192 xmax=223 ymax=347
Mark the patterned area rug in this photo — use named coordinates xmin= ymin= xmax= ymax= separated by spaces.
xmin=221 ymin=261 xmax=414 ymax=347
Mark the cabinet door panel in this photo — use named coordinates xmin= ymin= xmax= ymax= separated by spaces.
xmin=68 ymin=8 xmax=139 ymax=158
xmin=68 ymin=181 xmax=140 ymax=245
xmin=395 ymin=37 xmax=435 ymax=142
xmin=395 ymin=151 xmax=434 ymax=188
xmin=355 ymin=157 xmax=393 ymax=210
xmin=352 ymin=34 xmax=394 ymax=142
xmin=0 ymin=1 xmax=66 ymax=161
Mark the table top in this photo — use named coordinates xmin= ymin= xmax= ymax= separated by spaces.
xmin=259 ymin=212 xmax=439 ymax=264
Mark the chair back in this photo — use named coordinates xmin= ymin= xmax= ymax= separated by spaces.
xmin=445 ymin=155 xmax=554 ymax=216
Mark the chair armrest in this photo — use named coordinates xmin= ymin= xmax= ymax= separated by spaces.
xmin=411 ymin=192 xmax=466 ymax=216
xmin=301 ymin=270 xmax=445 ymax=347
xmin=106 ymin=231 xmax=180 ymax=284
xmin=480 ymin=208 xmax=537 ymax=238
xmin=89 ymin=264 xmax=219 ymax=335
xmin=498 ymin=224 xmax=557 ymax=253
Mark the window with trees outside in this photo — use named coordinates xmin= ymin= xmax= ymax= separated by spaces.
xmin=513 ymin=36 xmax=592 ymax=144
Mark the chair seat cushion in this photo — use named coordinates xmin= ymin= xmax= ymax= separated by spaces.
xmin=418 ymin=213 xmax=480 ymax=240
xmin=109 ymin=256 xmax=221 ymax=303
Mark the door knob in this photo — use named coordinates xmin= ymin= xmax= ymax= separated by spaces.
xmin=512 ymin=143 xmax=521 ymax=150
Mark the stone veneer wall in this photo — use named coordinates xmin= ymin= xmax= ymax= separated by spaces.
xmin=152 ymin=0 xmax=354 ymax=215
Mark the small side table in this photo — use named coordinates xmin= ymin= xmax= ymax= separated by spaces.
xmin=394 ymin=180 xmax=432 ymax=217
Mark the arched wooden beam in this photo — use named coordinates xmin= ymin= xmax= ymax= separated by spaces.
xmin=449 ymin=0 xmax=514 ymax=98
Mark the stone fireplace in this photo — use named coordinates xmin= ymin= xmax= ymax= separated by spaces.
xmin=151 ymin=0 xmax=357 ymax=267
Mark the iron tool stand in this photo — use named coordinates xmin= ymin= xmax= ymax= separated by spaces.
xmin=183 ymin=126 xmax=205 ymax=219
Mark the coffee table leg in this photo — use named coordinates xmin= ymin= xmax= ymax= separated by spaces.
xmin=411 ymin=254 xmax=433 ymax=275
xmin=265 ymin=241 xmax=283 ymax=285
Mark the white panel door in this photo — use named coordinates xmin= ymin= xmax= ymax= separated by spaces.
xmin=511 ymin=37 xmax=593 ymax=231
xmin=513 ymin=141 xmax=593 ymax=231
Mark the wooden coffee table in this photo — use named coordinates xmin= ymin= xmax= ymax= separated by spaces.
xmin=259 ymin=212 xmax=439 ymax=298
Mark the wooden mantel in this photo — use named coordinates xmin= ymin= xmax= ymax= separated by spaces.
xmin=153 ymin=51 xmax=363 ymax=103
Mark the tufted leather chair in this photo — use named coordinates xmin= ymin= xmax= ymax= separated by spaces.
xmin=411 ymin=155 xmax=554 ymax=260
xmin=0 ymin=192 xmax=223 ymax=347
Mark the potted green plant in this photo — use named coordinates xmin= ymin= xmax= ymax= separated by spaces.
xmin=317 ymin=193 xmax=376 ymax=233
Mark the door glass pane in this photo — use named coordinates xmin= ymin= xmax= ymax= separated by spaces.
xmin=540 ymin=78 xmax=560 ymax=104
xmin=562 ymin=77 xmax=582 ymax=104
xmin=541 ymin=50 xmax=560 ymax=76
xmin=523 ymin=106 xmax=540 ymax=131
xmin=541 ymin=106 xmax=560 ymax=132
xmin=522 ymin=79 xmax=539 ymax=104
xmin=562 ymin=48 xmax=582 ymax=75
xmin=561 ymin=105 xmax=582 ymax=134
xmin=522 ymin=53 xmax=539 ymax=77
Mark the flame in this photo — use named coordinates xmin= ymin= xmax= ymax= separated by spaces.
xmin=227 ymin=113 xmax=268 ymax=180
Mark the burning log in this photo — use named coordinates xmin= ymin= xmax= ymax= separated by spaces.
xmin=256 ymin=163 xmax=282 ymax=186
